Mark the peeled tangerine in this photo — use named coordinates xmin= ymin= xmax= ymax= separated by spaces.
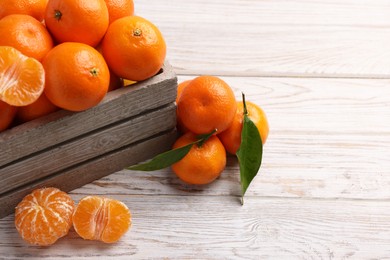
xmin=72 ymin=196 xmax=132 ymax=243
xmin=15 ymin=187 xmax=75 ymax=246
xmin=0 ymin=46 xmax=44 ymax=106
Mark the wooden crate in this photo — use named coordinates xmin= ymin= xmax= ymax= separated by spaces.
xmin=0 ymin=62 xmax=178 ymax=219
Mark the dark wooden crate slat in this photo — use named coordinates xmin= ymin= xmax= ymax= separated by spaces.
xmin=0 ymin=130 xmax=177 ymax=219
xmin=0 ymin=62 xmax=177 ymax=167
xmin=0 ymin=103 xmax=176 ymax=195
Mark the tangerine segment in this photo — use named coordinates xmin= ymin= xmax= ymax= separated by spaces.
xmin=172 ymin=133 xmax=227 ymax=185
xmin=73 ymin=196 xmax=131 ymax=243
xmin=218 ymin=101 xmax=269 ymax=154
xmin=14 ymin=187 xmax=75 ymax=246
xmin=177 ymin=76 xmax=237 ymax=135
xmin=0 ymin=46 xmax=45 ymax=106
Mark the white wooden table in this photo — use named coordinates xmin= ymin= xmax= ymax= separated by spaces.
xmin=1 ymin=0 xmax=390 ymax=258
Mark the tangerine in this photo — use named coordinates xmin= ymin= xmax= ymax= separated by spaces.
xmin=16 ymin=93 xmax=59 ymax=123
xmin=104 ymin=0 xmax=134 ymax=24
xmin=0 ymin=46 xmax=45 ymax=106
xmin=45 ymin=0 xmax=109 ymax=47
xmin=0 ymin=100 xmax=17 ymax=132
xmin=42 ymin=42 xmax=110 ymax=111
xmin=14 ymin=187 xmax=75 ymax=246
xmin=0 ymin=14 xmax=53 ymax=61
xmin=171 ymin=132 xmax=226 ymax=185
xmin=0 ymin=0 xmax=48 ymax=22
xmin=219 ymin=101 xmax=269 ymax=154
xmin=177 ymin=76 xmax=237 ymax=134
xmin=102 ymin=15 xmax=166 ymax=81
xmin=176 ymin=80 xmax=191 ymax=133
xmin=72 ymin=196 xmax=132 ymax=243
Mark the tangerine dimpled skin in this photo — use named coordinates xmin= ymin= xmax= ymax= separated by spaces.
xmin=0 ymin=0 xmax=48 ymax=22
xmin=102 ymin=16 xmax=166 ymax=81
xmin=171 ymin=132 xmax=227 ymax=185
xmin=0 ymin=14 xmax=53 ymax=61
xmin=177 ymin=76 xmax=237 ymax=134
xmin=42 ymin=42 xmax=110 ymax=112
xmin=45 ymin=0 xmax=109 ymax=47
xmin=0 ymin=100 xmax=17 ymax=132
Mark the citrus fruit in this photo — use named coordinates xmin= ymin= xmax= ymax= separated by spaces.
xmin=45 ymin=0 xmax=109 ymax=47
xmin=16 ymin=93 xmax=59 ymax=123
xmin=42 ymin=42 xmax=110 ymax=111
xmin=171 ymin=132 xmax=226 ymax=185
xmin=0 ymin=0 xmax=48 ymax=22
xmin=0 ymin=100 xmax=17 ymax=132
xmin=177 ymin=76 xmax=237 ymax=134
xmin=108 ymin=70 xmax=124 ymax=92
xmin=102 ymin=15 xmax=166 ymax=81
xmin=14 ymin=187 xmax=75 ymax=246
xmin=104 ymin=0 xmax=134 ymax=24
xmin=0 ymin=14 xmax=53 ymax=61
xmin=219 ymin=101 xmax=269 ymax=154
xmin=72 ymin=196 xmax=132 ymax=243
xmin=0 ymin=46 xmax=45 ymax=106
xmin=176 ymin=80 xmax=191 ymax=133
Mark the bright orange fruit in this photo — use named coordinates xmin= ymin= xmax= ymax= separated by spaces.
xmin=0 ymin=46 xmax=45 ymax=107
xmin=45 ymin=0 xmax=109 ymax=47
xmin=0 ymin=100 xmax=17 ymax=132
xmin=177 ymin=76 xmax=237 ymax=135
xmin=102 ymin=16 xmax=166 ymax=81
xmin=43 ymin=42 xmax=110 ymax=111
xmin=104 ymin=0 xmax=134 ymax=24
xmin=219 ymin=101 xmax=269 ymax=154
xmin=171 ymin=132 xmax=227 ymax=185
xmin=0 ymin=0 xmax=48 ymax=22
xmin=16 ymin=93 xmax=59 ymax=123
xmin=0 ymin=14 xmax=53 ymax=61
xmin=73 ymin=196 xmax=132 ymax=243
xmin=14 ymin=187 xmax=75 ymax=246
xmin=175 ymin=80 xmax=191 ymax=133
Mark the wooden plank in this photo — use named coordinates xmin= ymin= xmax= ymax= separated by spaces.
xmin=1 ymin=196 xmax=389 ymax=259
xmin=0 ymin=103 xmax=176 ymax=195
xmin=0 ymin=130 xmax=177 ymax=219
xmin=0 ymin=62 xmax=177 ymax=167
xmin=86 ymin=75 xmax=390 ymax=200
xmin=135 ymin=0 xmax=390 ymax=78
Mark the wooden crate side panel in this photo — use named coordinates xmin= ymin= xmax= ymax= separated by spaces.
xmin=0 ymin=130 xmax=177 ymax=219
xmin=0 ymin=63 xmax=177 ymax=167
xmin=0 ymin=104 xmax=176 ymax=194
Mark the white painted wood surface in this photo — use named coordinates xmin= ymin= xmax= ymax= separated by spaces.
xmin=1 ymin=0 xmax=390 ymax=259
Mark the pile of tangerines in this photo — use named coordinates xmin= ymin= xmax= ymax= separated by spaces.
xmin=0 ymin=0 xmax=163 ymax=247
xmin=0 ymin=0 xmax=270 ymax=248
xmin=0 ymin=0 xmax=165 ymax=132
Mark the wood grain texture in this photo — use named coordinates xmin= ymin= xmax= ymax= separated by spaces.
xmin=134 ymin=0 xmax=390 ymax=78
xmin=0 ymin=103 xmax=176 ymax=195
xmin=1 ymin=196 xmax=389 ymax=259
xmin=0 ymin=62 xmax=177 ymax=167
xmin=0 ymin=130 xmax=178 ymax=219
xmin=1 ymin=0 xmax=389 ymax=258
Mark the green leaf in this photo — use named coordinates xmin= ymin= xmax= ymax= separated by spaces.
xmin=236 ymin=94 xmax=263 ymax=205
xmin=127 ymin=129 xmax=217 ymax=171
xmin=127 ymin=143 xmax=193 ymax=171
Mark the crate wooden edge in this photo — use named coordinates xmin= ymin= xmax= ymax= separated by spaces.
xmin=0 ymin=61 xmax=177 ymax=167
xmin=0 ymin=103 xmax=177 ymax=195
xmin=0 ymin=129 xmax=178 ymax=219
